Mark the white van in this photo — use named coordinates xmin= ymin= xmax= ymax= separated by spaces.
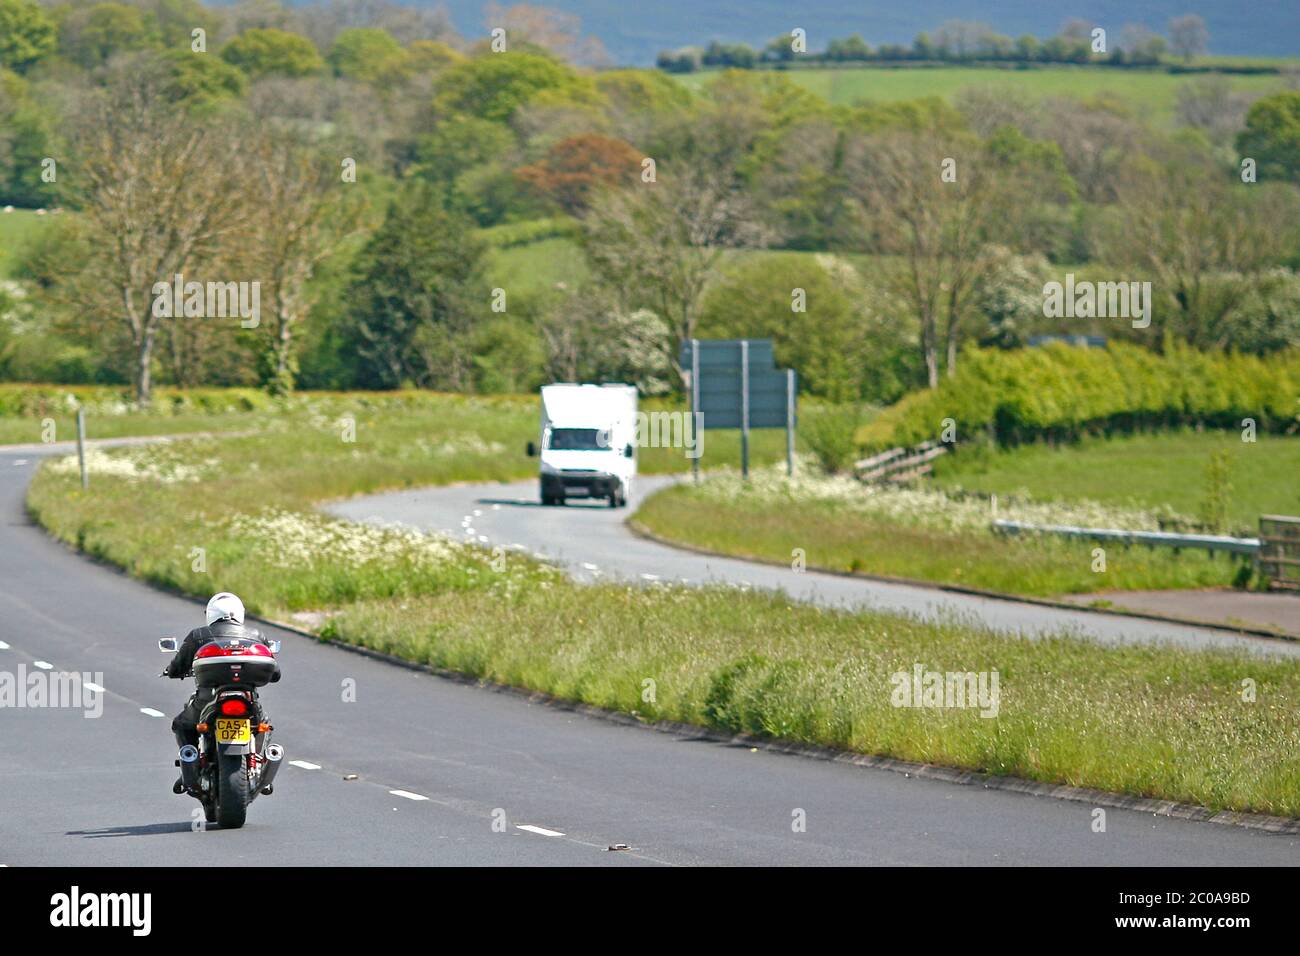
xmin=527 ymin=384 xmax=637 ymax=507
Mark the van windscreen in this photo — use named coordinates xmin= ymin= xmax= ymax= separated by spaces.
xmin=547 ymin=428 xmax=609 ymax=451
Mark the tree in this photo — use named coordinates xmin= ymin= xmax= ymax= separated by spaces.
xmin=1108 ymin=157 xmax=1292 ymax=347
xmin=699 ymin=254 xmax=908 ymax=402
xmin=1236 ymin=91 xmax=1300 ymax=183
xmin=933 ymin=20 xmax=1001 ymax=60
xmin=344 ymin=186 xmax=487 ymax=390
xmin=432 ymin=51 xmax=597 ymax=123
xmin=139 ymin=0 xmax=221 ymax=48
xmin=1168 ymin=14 xmax=1208 ymax=62
xmin=159 ymin=47 xmax=246 ymax=109
xmin=327 ymin=27 xmax=405 ymax=84
xmin=825 ymin=35 xmax=871 ymax=62
xmin=62 ymin=62 xmax=251 ymax=404
xmin=0 ymin=0 xmax=55 ymax=73
xmin=414 ymin=115 xmax=516 ymax=200
xmin=846 ymin=131 xmax=998 ymax=387
xmin=482 ymin=3 xmax=608 ymax=66
xmin=581 ymin=164 xmax=768 ymax=388
xmin=1119 ymin=23 xmax=1166 ymax=62
xmin=403 ymin=39 xmax=465 ymax=75
xmin=221 ymin=28 xmax=324 ymax=78
xmin=0 ymin=71 xmax=60 ymax=207
xmin=536 ymin=286 xmax=673 ymax=395
xmin=514 ymin=133 xmax=641 ymax=215
xmin=243 ymin=130 xmax=363 ymax=394
xmin=596 ymin=68 xmax=693 ymax=145
xmin=1174 ymin=76 xmax=1253 ymax=142
xmin=59 ymin=3 xmax=159 ymax=69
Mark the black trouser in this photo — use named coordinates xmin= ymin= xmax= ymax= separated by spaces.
xmin=171 ymin=693 xmax=209 ymax=749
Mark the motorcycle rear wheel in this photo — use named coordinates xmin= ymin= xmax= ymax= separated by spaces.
xmin=216 ymin=752 xmax=249 ymax=829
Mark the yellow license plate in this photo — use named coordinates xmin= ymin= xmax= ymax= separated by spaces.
xmin=215 ymin=718 xmax=251 ymax=744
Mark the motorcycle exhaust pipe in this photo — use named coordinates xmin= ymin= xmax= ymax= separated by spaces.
xmin=178 ymin=744 xmax=200 ymax=792
xmin=258 ymin=744 xmax=284 ymax=795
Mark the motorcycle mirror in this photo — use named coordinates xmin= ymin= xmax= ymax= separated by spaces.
xmin=158 ymin=638 xmax=178 ymax=653
xmin=268 ymin=640 xmax=281 ymax=654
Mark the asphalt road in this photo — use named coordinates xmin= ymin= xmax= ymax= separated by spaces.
xmin=329 ymin=476 xmax=1300 ymax=659
xmin=3 ymin=449 xmax=1298 ymax=865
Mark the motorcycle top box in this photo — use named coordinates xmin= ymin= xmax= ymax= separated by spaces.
xmin=192 ymin=638 xmax=278 ymax=688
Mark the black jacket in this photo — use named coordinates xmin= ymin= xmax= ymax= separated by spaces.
xmin=166 ymin=620 xmax=279 ymax=681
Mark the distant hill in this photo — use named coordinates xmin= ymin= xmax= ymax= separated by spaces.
xmin=420 ymin=0 xmax=1300 ymax=65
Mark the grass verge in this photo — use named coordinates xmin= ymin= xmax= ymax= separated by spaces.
xmin=633 ymin=466 xmax=1247 ymax=596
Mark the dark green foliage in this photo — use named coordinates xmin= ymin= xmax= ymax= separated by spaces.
xmin=342 ymin=186 xmax=487 ymax=390
xmin=862 ymin=341 xmax=1300 ymax=449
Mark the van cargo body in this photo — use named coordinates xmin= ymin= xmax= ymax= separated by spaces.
xmin=531 ymin=384 xmax=637 ymax=508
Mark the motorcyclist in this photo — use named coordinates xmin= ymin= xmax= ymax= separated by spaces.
xmin=165 ymin=593 xmax=279 ymax=777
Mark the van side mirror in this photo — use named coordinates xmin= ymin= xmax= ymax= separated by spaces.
xmin=158 ymin=638 xmax=178 ymax=653
xmin=624 ymin=444 xmax=634 ymax=459
xmin=526 ymin=441 xmax=537 ymax=457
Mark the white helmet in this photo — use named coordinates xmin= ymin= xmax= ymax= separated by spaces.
xmin=205 ymin=592 xmax=245 ymax=626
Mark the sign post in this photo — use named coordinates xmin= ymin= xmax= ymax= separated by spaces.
xmin=786 ymin=368 xmax=796 ymax=477
xmin=76 ymin=408 xmax=88 ymax=490
xmin=681 ymin=339 xmax=797 ymax=478
xmin=740 ymin=340 xmax=750 ymax=479
xmin=691 ymin=338 xmax=700 ymax=484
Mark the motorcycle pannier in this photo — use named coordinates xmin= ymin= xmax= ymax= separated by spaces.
xmin=192 ymin=639 xmax=278 ymax=688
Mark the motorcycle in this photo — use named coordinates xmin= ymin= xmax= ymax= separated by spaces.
xmin=158 ymin=635 xmax=284 ymax=829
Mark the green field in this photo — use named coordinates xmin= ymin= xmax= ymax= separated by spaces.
xmin=21 ymin=392 xmax=1300 ymax=816
xmin=935 ymin=431 xmax=1300 ymax=534
xmin=677 ymin=65 xmax=1292 ymax=122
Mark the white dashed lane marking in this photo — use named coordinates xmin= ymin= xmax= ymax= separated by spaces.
xmin=32 ymin=661 xmax=53 ymax=670
xmin=389 ymin=789 xmax=428 ymax=801
xmin=289 ymin=760 xmax=320 ymax=770
xmin=81 ymin=681 xmax=106 ymax=693
xmin=139 ymin=708 xmax=165 ymax=718
xmin=516 ymin=824 xmax=565 ymax=837
xmin=0 ymin=641 xmax=9 ymax=649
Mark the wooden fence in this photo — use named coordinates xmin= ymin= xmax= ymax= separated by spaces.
xmin=1259 ymin=515 xmax=1300 ymax=590
xmin=854 ymin=440 xmax=948 ymax=483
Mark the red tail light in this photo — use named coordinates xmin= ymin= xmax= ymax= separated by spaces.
xmin=220 ymin=699 xmax=249 ymax=716
xmin=196 ymin=643 xmax=274 ymax=659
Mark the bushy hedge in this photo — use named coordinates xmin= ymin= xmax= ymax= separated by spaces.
xmin=857 ymin=342 xmax=1300 ymax=450
xmin=0 ymin=384 xmax=278 ymax=417
xmin=0 ymin=384 xmax=532 ymax=418
xmin=477 ymin=216 xmax=580 ymax=249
